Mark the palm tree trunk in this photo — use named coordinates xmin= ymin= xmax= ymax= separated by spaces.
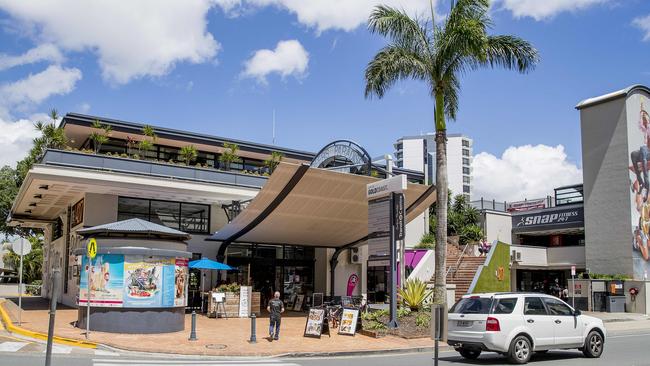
xmin=433 ymin=90 xmax=448 ymax=306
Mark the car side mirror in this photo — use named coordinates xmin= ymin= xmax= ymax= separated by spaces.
xmin=574 ymin=309 xmax=581 ymax=316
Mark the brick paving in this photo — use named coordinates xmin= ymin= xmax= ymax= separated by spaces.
xmin=4 ymin=298 xmax=434 ymax=356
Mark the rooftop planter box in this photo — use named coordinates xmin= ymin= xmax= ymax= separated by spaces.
xmin=41 ymin=149 xmax=269 ymax=189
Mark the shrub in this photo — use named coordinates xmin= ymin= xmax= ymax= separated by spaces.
xmin=415 ymin=311 xmax=431 ymax=328
xmin=398 ymin=278 xmax=431 ymax=311
xmin=216 ymin=283 xmax=240 ymax=293
xmin=397 ymin=307 xmax=411 ymax=318
xmin=415 ymin=233 xmax=435 ymax=249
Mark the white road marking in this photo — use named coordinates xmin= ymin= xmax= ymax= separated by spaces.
xmin=0 ymin=341 xmax=29 ymax=352
xmin=94 ymin=349 xmax=122 ymax=356
xmin=93 ymin=360 xmax=295 ymax=366
xmin=43 ymin=345 xmax=72 ymax=354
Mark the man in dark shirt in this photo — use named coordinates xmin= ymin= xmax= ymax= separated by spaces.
xmin=267 ymin=291 xmax=284 ymax=340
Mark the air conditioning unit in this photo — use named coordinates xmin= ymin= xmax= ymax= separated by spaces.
xmin=350 ymin=248 xmax=361 ymax=264
xmin=511 ymin=250 xmax=522 ymax=263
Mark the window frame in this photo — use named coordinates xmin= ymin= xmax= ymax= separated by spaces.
xmin=524 ymin=296 xmax=549 ymax=316
xmin=542 ymin=297 xmax=574 ymax=316
xmin=492 ymin=297 xmax=518 ymax=314
xmin=117 ymin=196 xmax=211 ymax=234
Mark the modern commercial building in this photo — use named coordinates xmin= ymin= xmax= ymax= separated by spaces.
xmin=8 ymin=113 xmax=434 ymax=312
xmin=394 ymin=133 xmax=472 ymax=199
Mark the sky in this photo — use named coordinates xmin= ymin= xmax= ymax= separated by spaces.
xmin=0 ymin=0 xmax=649 ymax=202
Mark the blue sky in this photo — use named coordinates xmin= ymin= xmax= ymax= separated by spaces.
xmin=0 ymin=0 xmax=649 ymax=201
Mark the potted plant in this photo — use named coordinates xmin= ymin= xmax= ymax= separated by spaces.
xmin=179 ymin=145 xmax=198 ymax=165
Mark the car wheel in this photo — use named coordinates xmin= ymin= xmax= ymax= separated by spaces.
xmin=508 ymin=335 xmax=532 ymax=364
xmin=458 ymin=348 xmax=481 ymax=360
xmin=582 ymin=331 xmax=604 ymax=358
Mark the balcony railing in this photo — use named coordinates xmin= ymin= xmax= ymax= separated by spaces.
xmin=40 ymin=149 xmax=268 ymax=189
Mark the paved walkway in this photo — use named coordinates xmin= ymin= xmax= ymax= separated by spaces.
xmin=3 ymin=297 xmax=433 ymax=357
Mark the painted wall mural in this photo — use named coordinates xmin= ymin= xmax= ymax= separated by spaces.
xmin=628 ymin=92 xmax=650 ymax=280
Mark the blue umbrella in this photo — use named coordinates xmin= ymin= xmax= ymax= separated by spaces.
xmin=189 ymin=258 xmax=233 ymax=270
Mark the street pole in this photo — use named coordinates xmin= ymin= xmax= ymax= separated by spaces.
xmin=86 ymin=256 xmax=91 ymax=339
xmin=571 ymin=275 xmax=575 ymax=309
xmin=18 ymin=251 xmax=23 ymax=326
xmin=388 ymin=192 xmax=398 ymax=329
xmin=45 ymin=269 xmax=61 ymax=366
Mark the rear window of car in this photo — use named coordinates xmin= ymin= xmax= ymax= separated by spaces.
xmin=450 ymin=297 xmax=493 ymax=314
xmin=492 ymin=298 xmax=518 ymax=314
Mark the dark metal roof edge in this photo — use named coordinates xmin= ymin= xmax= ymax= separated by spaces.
xmin=510 ymin=202 xmax=583 ymax=216
xmin=576 ymin=84 xmax=650 ymax=110
xmin=61 ymin=113 xmax=316 ymax=160
xmin=72 ymin=247 xmax=191 ymax=258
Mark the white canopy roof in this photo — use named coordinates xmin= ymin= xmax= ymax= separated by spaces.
xmin=208 ymin=162 xmax=436 ymax=248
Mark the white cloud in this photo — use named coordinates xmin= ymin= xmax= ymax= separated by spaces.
xmin=217 ymin=0 xmax=440 ymax=32
xmin=0 ymin=0 xmax=221 ymax=84
xmin=0 ymin=43 xmax=64 ymax=71
xmin=497 ymin=0 xmax=609 ymax=21
xmin=1 ymin=65 xmax=82 ymax=107
xmin=633 ymin=15 xmax=650 ymax=41
xmin=242 ymin=40 xmax=309 ymax=83
xmin=472 ymin=144 xmax=582 ymax=202
xmin=0 ymin=117 xmax=40 ymax=167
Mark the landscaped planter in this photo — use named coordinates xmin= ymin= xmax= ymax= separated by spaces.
xmin=211 ymin=292 xmax=261 ymax=317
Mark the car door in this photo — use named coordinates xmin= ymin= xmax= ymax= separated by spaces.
xmin=542 ymin=297 xmax=584 ymax=346
xmin=523 ymin=297 xmax=555 ymax=348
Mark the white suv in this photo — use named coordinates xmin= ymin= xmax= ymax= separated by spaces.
xmin=447 ymin=293 xmax=606 ymax=364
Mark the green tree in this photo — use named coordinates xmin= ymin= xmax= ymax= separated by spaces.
xmin=219 ymin=143 xmax=241 ymax=171
xmin=264 ymin=151 xmax=283 ymax=174
xmin=364 ymin=1 xmax=537 ymax=304
xmin=2 ymin=236 xmax=44 ymax=284
xmin=137 ymin=125 xmax=156 ymax=159
xmin=89 ymin=119 xmax=112 ymax=153
xmin=179 ymin=145 xmax=198 ymax=165
xmin=16 ymin=109 xmax=66 ymax=185
xmin=0 ymin=166 xmax=20 ymax=237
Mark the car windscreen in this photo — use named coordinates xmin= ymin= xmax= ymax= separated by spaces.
xmin=450 ymin=297 xmax=493 ymax=314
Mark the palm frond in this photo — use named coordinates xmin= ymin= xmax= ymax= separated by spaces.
xmin=484 ymin=35 xmax=539 ymax=73
xmin=368 ymin=5 xmax=432 ymax=57
xmin=365 ymin=44 xmax=430 ymax=99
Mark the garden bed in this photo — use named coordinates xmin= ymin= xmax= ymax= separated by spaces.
xmin=361 ymin=308 xmax=431 ymax=339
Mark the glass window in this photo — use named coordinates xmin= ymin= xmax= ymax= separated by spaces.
xmin=159 ymin=146 xmax=179 ymax=162
xmin=493 ymin=298 xmax=518 ymax=314
xmin=542 ymin=297 xmax=573 ymax=316
xmin=462 ymin=140 xmax=470 ymax=147
xmin=181 ymin=203 xmax=209 ymax=233
xmin=226 ymin=244 xmax=253 ymax=258
xmin=463 ymin=176 xmax=470 ymax=184
xmin=150 ymin=200 xmax=181 ymax=230
xmin=463 ymin=185 xmax=471 ymax=193
xmin=463 ymin=167 xmax=470 ymax=175
xmin=524 ymin=297 xmax=548 ymax=315
xmin=117 ymin=197 xmax=149 ymax=221
xmin=450 ymin=297 xmax=492 ymax=314
xmin=463 ymin=158 xmax=470 ymax=166
xmin=462 ymin=149 xmax=470 ymax=157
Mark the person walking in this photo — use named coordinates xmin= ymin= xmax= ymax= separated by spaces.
xmin=267 ymin=291 xmax=284 ymax=341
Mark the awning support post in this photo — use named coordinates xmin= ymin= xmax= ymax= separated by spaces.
xmin=329 ymin=248 xmax=345 ymax=298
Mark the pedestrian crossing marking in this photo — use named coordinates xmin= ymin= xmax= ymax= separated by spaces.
xmin=0 ymin=341 xmax=28 ymax=352
xmin=43 ymin=344 xmax=72 ymax=354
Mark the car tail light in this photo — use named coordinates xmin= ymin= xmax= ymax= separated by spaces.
xmin=486 ymin=317 xmax=500 ymax=331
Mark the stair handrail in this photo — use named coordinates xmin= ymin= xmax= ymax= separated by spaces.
xmin=446 ymin=242 xmax=472 ymax=278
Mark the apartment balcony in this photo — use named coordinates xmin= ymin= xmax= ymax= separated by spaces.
xmin=40 ymin=149 xmax=269 ymax=189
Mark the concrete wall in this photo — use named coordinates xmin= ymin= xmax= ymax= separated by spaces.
xmin=482 ymin=210 xmax=512 ymax=244
xmin=323 ymin=245 xmax=368 ymax=297
xmin=581 ymin=96 xmax=633 ymax=276
xmin=83 ymin=193 xmax=117 ymax=227
xmin=407 ymin=250 xmax=435 ymax=283
xmin=547 ymin=246 xmax=586 ymax=267
xmin=405 ymin=212 xmax=427 ymax=248
xmin=625 ymin=280 xmax=649 ymax=314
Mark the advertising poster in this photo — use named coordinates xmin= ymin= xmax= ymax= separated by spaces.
xmin=304 ymin=308 xmax=325 ymax=338
xmin=174 ymin=258 xmax=189 ymax=307
xmin=79 ymin=254 xmax=124 ymax=307
xmin=338 ymin=308 xmax=359 ymax=336
xmin=123 ymin=256 xmax=173 ymax=307
xmin=627 ymin=92 xmax=650 ymax=279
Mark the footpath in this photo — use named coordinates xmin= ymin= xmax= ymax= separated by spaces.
xmin=1 ymin=297 xmax=649 ymax=357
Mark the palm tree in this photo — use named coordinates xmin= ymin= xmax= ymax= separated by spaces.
xmin=137 ymin=125 xmax=157 ymax=159
xmin=32 ymin=109 xmax=67 ymax=159
xmin=179 ymin=145 xmax=198 ymax=165
xmin=89 ymin=119 xmax=112 ymax=153
xmin=219 ymin=143 xmax=241 ymax=171
xmin=264 ymin=151 xmax=283 ymax=174
xmin=364 ymin=0 xmax=538 ymax=305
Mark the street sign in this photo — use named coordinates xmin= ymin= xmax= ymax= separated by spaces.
xmin=368 ymin=196 xmax=391 ymax=257
xmin=571 ymin=265 xmax=576 ymax=277
xmin=393 ymin=193 xmax=405 ymax=241
xmin=366 ymin=174 xmax=407 ymax=200
xmin=12 ymin=238 xmax=31 ymax=256
xmin=87 ymin=238 xmax=98 ymax=259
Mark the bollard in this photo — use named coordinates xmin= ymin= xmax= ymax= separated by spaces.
xmin=188 ymin=311 xmax=198 ymax=341
xmin=249 ymin=313 xmax=257 ymax=343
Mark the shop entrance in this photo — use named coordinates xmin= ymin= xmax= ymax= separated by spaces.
xmin=516 ymin=269 xmax=571 ymax=299
xmin=224 ymin=244 xmax=315 ymax=308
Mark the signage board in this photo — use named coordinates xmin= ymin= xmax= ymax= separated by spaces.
xmin=507 ymin=198 xmax=547 ymax=212
xmin=12 ymin=238 xmax=31 ymax=256
xmin=366 ymin=174 xmax=407 ymax=200
xmin=79 ymin=254 xmax=188 ymax=308
xmin=87 ymin=238 xmax=97 ymax=259
xmin=571 ymin=265 xmax=576 ymax=276
xmin=512 ymin=206 xmax=583 ymax=231
xmin=393 ymin=193 xmax=405 ymax=240
xmin=293 ymin=295 xmax=305 ymax=311
xmin=338 ymin=309 xmax=359 ymax=336
xmin=368 ymin=197 xmax=390 ymax=257
xmin=304 ymin=308 xmax=325 ymax=338
xmin=239 ymin=286 xmax=252 ymax=317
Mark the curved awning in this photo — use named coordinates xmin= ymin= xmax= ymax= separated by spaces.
xmin=208 ymin=162 xmax=436 ymax=249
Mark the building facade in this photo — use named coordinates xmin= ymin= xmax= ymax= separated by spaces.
xmin=394 ymin=133 xmax=473 ymax=199
xmin=9 ymin=113 xmax=431 ymax=308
